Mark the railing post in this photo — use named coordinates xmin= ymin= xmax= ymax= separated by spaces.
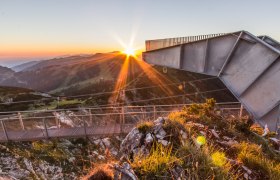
xmin=277 ymin=105 xmax=280 ymax=135
xmin=18 ymin=112 xmax=25 ymax=130
xmin=55 ymin=115 xmax=60 ymax=128
xmin=239 ymin=104 xmax=244 ymax=119
xmin=43 ymin=118 xmax=49 ymax=139
xmin=1 ymin=120 xmax=8 ymax=141
xmin=121 ymin=106 xmax=125 ymax=134
xmin=89 ymin=109 xmax=93 ymax=126
xmin=183 ymin=81 xmax=186 ymax=104
xmin=83 ymin=116 xmax=87 ymax=137
xmin=153 ymin=106 xmax=156 ymax=120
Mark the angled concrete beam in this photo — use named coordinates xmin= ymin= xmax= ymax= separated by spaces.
xmin=218 ymin=31 xmax=243 ymax=77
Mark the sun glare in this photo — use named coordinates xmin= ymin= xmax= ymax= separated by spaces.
xmin=123 ymin=47 xmax=136 ymax=56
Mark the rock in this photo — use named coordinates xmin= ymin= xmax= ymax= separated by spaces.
xmin=180 ymin=130 xmax=188 ymax=139
xmin=158 ymin=139 xmax=170 ymax=146
xmin=113 ymin=163 xmax=138 ymax=180
xmin=93 ymin=139 xmax=101 ymax=146
xmin=242 ymin=165 xmax=252 ymax=175
xmin=216 ymin=139 xmax=238 ymax=147
xmin=68 ymin=157 xmax=76 ymax=163
xmin=92 ymin=150 xmax=99 ymax=156
xmin=102 ymin=138 xmax=111 ymax=148
xmin=110 ymin=147 xmax=119 ymax=157
xmin=210 ymin=129 xmax=220 ymax=139
xmin=222 ymin=136 xmax=232 ymax=141
xmin=154 ymin=117 xmax=165 ymax=124
xmin=153 ymin=124 xmax=163 ymax=134
xmin=262 ymin=124 xmax=269 ymax=137
xmin=155 ymin=128 xmax=167 ymax=140
xmin=97 ymin=155 xmax=105 ymax=160
xmin=269 ymin=138 xmax=280 ymax=150
xmin=199 ymin=131 xmax=206 ymax=136
xmin=170 ymin=165 xmax=186 ymax=180
xmin=244 ymin=173 xmax=249 ymax=179
xmin=120 ymin=128 xmax=143 ymax=155
xmin=145 ymin=133 xmax=154 ymax=144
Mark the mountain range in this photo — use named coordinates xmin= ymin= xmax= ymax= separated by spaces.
xmin=0 ymin=52 xmax=236 ymax=107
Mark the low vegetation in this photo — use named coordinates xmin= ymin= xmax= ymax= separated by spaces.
xmin=130 ymin=99 xmax=280 ymax=179
xmin=1 ymin=99 xmax=279 ymax=179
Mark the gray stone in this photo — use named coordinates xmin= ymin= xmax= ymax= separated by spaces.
xmin=120 ymin=128 xmax=143 ymax=154
xmin=145 ymin=133 xmax=153 ymax=144
xmin=180 ymin=130 xmax=188 ymax=139
xmin=102 ymin=138 xmax=111 ymax=148
xmin=154 ymin=117 xmax=165 ymax=124
xmin=158 ymin=139 xmax=170 ymax=146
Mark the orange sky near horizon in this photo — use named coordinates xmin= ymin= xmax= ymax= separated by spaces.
xmin=1 ymin=0 xmax=280 ymax=65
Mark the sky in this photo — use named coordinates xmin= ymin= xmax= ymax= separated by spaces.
xmin=0 ymin=0 xmax=280 ymax=67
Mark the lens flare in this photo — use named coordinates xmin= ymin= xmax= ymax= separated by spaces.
xmin=196 ymin=135 xmax=206 ymax=145
xmin=109 ymin=32 xmax=180 ymax=105
xmin=123 ymin=47 xmax=136 ymax=57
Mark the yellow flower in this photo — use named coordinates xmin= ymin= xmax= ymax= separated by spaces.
xmin=211 ymin=152 xmax=226 ymax=167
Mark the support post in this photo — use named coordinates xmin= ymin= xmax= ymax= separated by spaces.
xmin=153 ymin=106 xmax=156 ymax=120
xmin=83 ymin=116 xmax=87 ymax=137
xmin=1 ymin=120 xmax=8 ymax=141
xmin=203 ymin=39 xmax=209 ymax=73
xmin=18 ymin=112 xmax=25 ymax=130
xmin=183 ymin=81 xmax=186 ymax=104
xmin=43 ymin=118 xmax=49 ymax=139
xmin=239 ymin=104 xmax=244 ymax=119
xmin=55 ymin=115 xmax=60 ymax=128
xmin=179 ymin=44 xmax=184 ymax=69
xmin=277 ymin=105 xmax=280 ymax=135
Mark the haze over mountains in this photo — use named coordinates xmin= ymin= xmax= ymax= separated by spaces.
xmin=0 ymin=52 xmax=128 ymax=92
xmin=0 ymin=52 xmax=236 ymax=107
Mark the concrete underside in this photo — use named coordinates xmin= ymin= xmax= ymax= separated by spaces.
xmin=143 ymin=31 xmax=280 ymax=132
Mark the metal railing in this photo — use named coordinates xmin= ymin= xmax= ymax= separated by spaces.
xmin=146 ymin=33 xmax=227 ymax=51
xmin=0 ymin=102 xmax=245 ymax=142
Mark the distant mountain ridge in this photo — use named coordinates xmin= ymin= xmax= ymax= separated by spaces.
xmin=0 ymin=66 xmax=15 ymax=83
xmin=0 ymin=52 xmax=136 ymax=92
xmin=11 ymin=61 xmax=39 ymax=72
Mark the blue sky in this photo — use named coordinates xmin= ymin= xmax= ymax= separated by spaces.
xmin=0 ymin=0 xmax=280 ymax=67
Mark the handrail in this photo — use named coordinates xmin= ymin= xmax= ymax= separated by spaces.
xmin=146 ymin=33 xmax=227 ymax=51
xmin=0 ymin=102 xmax=240 ymax=114
xmin=0 ymin=104 xmax=242 ymax=122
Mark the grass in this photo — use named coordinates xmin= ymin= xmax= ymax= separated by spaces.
xmin=137 ymin=121 xmax=153 ymax=134
xmin=132 ymin=143 xmax=182 ymax=179
xmin=234 ymin=142 xmax=280 ymax=180
xmin=176 ymin=141 xmax=236 ymax=180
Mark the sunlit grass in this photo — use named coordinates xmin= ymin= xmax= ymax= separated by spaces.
xmin=132 ymin=143 xmax=182 ymax=178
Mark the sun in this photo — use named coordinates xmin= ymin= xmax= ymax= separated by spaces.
xmin=123 ymin=47 xmax=136 ymax=57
